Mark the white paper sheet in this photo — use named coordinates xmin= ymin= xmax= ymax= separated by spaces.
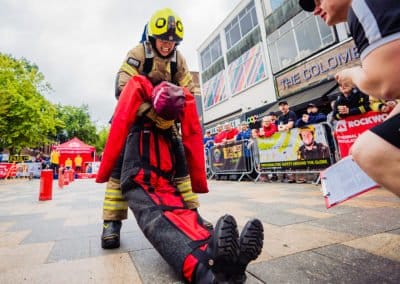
xmin=320 ymin=155 xmax=378 ymax=207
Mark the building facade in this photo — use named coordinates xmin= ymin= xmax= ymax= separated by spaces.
xmin=197 ymin=0 xmax=360 ymax=133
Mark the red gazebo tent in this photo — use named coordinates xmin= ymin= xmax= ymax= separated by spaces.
xmin=53 ymin=137 xmax=96 ymax=169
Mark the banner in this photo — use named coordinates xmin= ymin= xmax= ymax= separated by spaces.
xmin=0 ymin=163 xmax=14 ymax=179
xmin=28 ymin=163 xmax=42 ymax=178
xmin=334 ymin=112 xmax=387 ymax=157
xmin=210 ymin=140 xmax=247 ymax=173
xmin=257 ymin=123 xmax=331 ymax=170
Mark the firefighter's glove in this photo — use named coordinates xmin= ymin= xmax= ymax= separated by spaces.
xmin=175 ymin=175 xmax=199 ymax=209
xmin=145 ymin=108 xmax=175 ymax=130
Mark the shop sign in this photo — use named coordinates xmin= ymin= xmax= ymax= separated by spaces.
xmin=276 ymin=41 xmax=361 ymax=97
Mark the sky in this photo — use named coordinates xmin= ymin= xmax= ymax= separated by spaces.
xmin=0 ymin=0 xmax=241 ymax=126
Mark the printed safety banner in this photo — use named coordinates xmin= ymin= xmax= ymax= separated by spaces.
xmin=210 ymin=140 xmax=247 ymax=173
xmin=257 ymin=123 xmax=331 ymax=170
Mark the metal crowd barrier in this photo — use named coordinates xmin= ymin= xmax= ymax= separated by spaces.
xmin=207 ymin=139 xmax=254 ymax=182
xmin=205 ymin=123 xmax=340 ymax=184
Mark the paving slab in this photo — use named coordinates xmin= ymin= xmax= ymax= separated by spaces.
xmin=0 ymin=178 xmax=398 ymax=283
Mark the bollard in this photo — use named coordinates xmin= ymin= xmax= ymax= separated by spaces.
xmin=64 ymin=169 xmax=70 ymax=186
xmin=39 ymin=169 xmax=53 ymax=201
xmin=58 ymin=167 xmax=64 ymax=189
xmin=69 ymin=169 xmax=74 ymax=182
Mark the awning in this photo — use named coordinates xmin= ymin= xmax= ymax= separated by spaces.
xmin=244 ymin=101 xmax=276 ymax=119
xmin=204 ymin=109 xmax=242 ymax=128
xmin=267 ymin=80 xmax=339 ymax=113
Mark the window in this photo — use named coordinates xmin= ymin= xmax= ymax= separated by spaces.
xmin=225 ymin=0 xmax=258 ymax=49
xmin=202 ymin=71 xmax=228 ymax=109
xmin=267 ymin=11 xmax=336 ymax=73
xmin=200 ymin=36 xmax=222 ymax=70
xmin=270 ymin=0 xmax=285 ymax=11
xmin=227 ymin=44 xmax=267 ymax=94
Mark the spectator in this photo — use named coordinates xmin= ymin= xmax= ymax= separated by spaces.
xmin=268 ymin=111 xmax=279 ymax=126
xmin=236 ymin=121 xmax=252 ymax=174
xmin=213 ymin=124 xmax=225 ymax=145
xmin=222 ymin=122 xmax=239 ymax=143
xmin=295 ymin=103 xmax=327 ymax=127
xmin=332 ymin=88 xmax=371 ymax=120
xmin=65 ymin=157 xmax=73 ymax=170
xmin=236 ymin=121 xmax=251 ymax=141
xmin=74 ymin=154 xmax=83 ymax=173
xmin=50 ymin=149 xmax=60 ymax=176
xmin=259 ymin=116 xmax=277 ymax=137
xmin=203 ymin=130 xmax=214 ymax=150
xmin=277 ymin=100 xmax=297 ymax=132
xmin=86 ymin=162 xmax=92 ymax=173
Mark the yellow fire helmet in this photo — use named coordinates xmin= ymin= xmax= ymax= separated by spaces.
xmin=148 ymin=8 xmax=184 ymax=42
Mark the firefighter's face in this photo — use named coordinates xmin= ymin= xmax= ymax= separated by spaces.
xmin=300 ymin=130 xmax=314 ymax=146
xmin=155 ymin=39 xmax=176 ymax=57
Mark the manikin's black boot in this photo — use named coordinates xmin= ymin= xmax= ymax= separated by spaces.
xmin=195 ymin=214 xmax=240 ymax=283
xmin=231 ymin=219 xmax=264 ymax=283
xmin=101 ymin=220 xmax=122 ymax=249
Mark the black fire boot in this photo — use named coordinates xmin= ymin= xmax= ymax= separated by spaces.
xmin=205 ymin=214 xmax=240 ymax=283
xmin=231 ymin=219 xmax=264 ymax=283
xmin=101 ymin=220 xmax=122 ymax=249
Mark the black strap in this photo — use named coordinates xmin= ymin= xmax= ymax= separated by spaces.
xmin=142 ymin=126 xmax=151 ymax=185
xmin=142 ymin=204 xmax=185 ymax=214
xmin=141 ymin=47 xmax=178 ymax=85
xmin=154 ymin=130 xmax=161 ymax=171
xmin=191 ymin=246 xmax=212 ymax=267
xmin=114 ymin=73 xmax=122 ymax=99
xmin=129 ymin=161 xmax=173 ymax=180
xmin=131 ymin=125 xmax=141 ymax=166
xmin=142 ymin=57 xmax=153 ymax=76
xmin=170 ymin=60 xmax=178 ymax=85
xmin=129 ymin=118 xmax=177 ymax=183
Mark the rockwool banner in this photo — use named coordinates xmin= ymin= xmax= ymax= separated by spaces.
xmin=334 ymin=111 xmax=387 ymax=157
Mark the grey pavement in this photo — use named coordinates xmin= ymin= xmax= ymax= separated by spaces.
xmin=0 ymin=178 xmax=399 ymax=283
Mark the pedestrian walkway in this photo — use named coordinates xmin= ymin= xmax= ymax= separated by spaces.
xmin=0 ymin=178 xmax=399 ymax=283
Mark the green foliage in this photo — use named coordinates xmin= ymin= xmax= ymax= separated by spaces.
xmin=0 ymin=53 xmax=60 ymax=154
xmin=95 ymin=125 xmax=109 ymax=154
xmin=54 ymin=104 xmax=98 ymax=145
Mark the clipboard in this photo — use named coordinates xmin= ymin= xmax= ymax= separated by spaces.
xmin=320 ymin=155 xmax=379 ymax=208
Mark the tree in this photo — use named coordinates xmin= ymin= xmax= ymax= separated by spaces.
xmin=95 ymin=125 xmax=109 ymax=155
xmin=0 ymin=53 xmax=61 ymax=154
xmin=54 ymin=104 xmax=98 ymax=145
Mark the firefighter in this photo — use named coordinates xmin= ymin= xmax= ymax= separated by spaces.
xmin=101 ymin=8 xmax=210 ymax=250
